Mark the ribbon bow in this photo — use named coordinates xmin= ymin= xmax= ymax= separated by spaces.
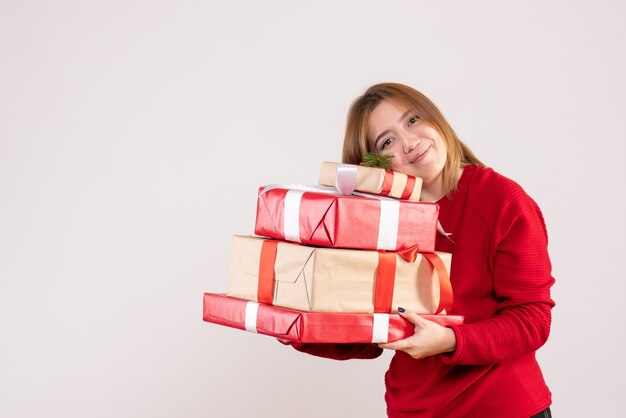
xmin=374 ymin=244 xmax=453 ymax=314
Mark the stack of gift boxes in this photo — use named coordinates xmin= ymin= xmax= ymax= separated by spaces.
xmin=203 ymin=161 xmax=464 ymax=344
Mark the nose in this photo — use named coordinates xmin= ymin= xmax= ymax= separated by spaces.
xmin=401 ymin=134 xmax=420 ymax=154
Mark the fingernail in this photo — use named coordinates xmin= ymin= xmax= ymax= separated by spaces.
xmin=398 ymin=307 xmax=405 ymax=313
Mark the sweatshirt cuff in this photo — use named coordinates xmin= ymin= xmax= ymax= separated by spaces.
xmin=440 ymin=325 xmax=465 ymax=365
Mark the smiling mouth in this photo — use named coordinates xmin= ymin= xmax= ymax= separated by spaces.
xmin=410 ymin=146 xmax=430 ymax=164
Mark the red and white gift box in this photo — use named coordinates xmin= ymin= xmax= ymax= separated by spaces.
xmin=318 ymin=161 xmax=422 ymax=201
xmin=255 ymin=186 xmax=439 ymax=252
xmin=203 ymin=292 xmax=464 ymax=343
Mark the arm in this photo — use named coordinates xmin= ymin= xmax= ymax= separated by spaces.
xmin=380 ymin=189 xmax=554 ymax=364
xmin=442 ymin=193 xmax=555 ymax=365
xmin=280 ymin=340 xmax=383 ymax=361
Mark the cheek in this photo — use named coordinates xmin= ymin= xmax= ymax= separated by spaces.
xmin=383 ymin=148 xmax=403 ymax=168
xmin=425 ymin=129 xmax=447 ymax=154
xmin=436 ymin=141 xmax=448 ymax=166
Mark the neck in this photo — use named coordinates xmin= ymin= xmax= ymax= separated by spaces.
xmin=420 ymin=179 xmax=445 ymax=202
xmin=419 ymin=167 xmax=463 ymax=202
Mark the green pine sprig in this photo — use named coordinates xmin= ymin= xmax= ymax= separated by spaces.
xmin=361 ymin=152 xmax=394 ymax=170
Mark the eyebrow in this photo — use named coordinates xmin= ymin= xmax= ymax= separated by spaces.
xmin=373 ymin=110 xmax=412 ymax=149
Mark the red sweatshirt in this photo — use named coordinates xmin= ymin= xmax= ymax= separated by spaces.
xmin=290 ymin=165 xmax=555 ymax=418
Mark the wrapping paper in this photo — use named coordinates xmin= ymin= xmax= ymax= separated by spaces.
xmin=227 ymin=235 xmax=453 ymax=314
xmin=255 ymin=186 xmax=438 ymax=252
xmin=318 ymin=161 xmax=422 ymax=201
xmin=203 ymin=292 xmax=464 ymax=343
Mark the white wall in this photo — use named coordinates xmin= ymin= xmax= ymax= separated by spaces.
xmin=1 ymin=1 xmax=624 ymax=417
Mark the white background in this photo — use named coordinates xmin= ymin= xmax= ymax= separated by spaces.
xmin=1 ymin=1 xmax=624 ymax=417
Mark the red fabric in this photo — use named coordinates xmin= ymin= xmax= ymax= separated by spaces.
xmin=290 ymin=166 xmax=555 ymax=418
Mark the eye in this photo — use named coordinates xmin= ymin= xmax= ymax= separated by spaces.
xmin=380 ymin=137 xmax=394 ymax=150
xmin=407 ymin=115 xmax=420 ymax=126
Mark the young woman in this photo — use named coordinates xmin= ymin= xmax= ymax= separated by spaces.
xmin=287 ymin=83 xmax=555 ymax=418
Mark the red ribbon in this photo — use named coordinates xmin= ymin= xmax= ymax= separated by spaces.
xmin=374 ymin=252 xmax=397 ymax=312
xmin=258 ymin=240 xmax=278 ymax=305
xmin=374 ymin=245 xmax=453 ymax=314
xmin=380 ymin=170 xmax=394 ymax=196
xmin=400 ymin=175 xmax=417 ymax=200
xmin=422 ymin=252 xmax=453 ymax=314
xmin=381 ymin=171 xmax=417 ymax=200
xmin=398 ymin=243 xmax=421 ymax=263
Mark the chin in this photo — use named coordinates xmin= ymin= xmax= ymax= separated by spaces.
xmin=394 ymin=166 xmax=417 ymax=176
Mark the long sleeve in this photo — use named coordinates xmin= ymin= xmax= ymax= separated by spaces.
xmin=287 ymin=342 xmax=383 ymax=361
xmin=442 ymin=180 xmax=555 ymax=365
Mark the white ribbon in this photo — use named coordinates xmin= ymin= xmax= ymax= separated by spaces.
xmin=244 ymin=301 xmax=259 ymax=333
xmin=335 ymin=164 xmax=357 ymax=195
xmin=259 ymin=184 xmax=340 ymax=197
xmin=377 ymin=200 xmax=400 ymax=250
xmin=283 ymin=190 xmax=305 ymax=242
xmin=437 ymin=221 xmax=451 ymax=237
xmin=437 ymin=221 xmax=455 ymax=244
xmin=371 ymin=313 xmax=390 ymax=343
xmin=340 ymin=190 xmax=400 ymax=250
xmin=260 ymin=184 xmax=398 ymax=200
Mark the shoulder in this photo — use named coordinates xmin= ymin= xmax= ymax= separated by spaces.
xmin=467 ymin=166 xmax=536 ymax=206
xmin=468 ymin=166 xmax=525 ymax=199
xmin=464 ymin=166 xmax=542 ymax=228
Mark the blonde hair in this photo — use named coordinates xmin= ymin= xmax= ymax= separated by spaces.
xmin=342 ymin=83 xmax=485 ymax=198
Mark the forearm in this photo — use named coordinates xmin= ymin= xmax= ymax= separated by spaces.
xmin=289 ymin=343 xmax=383 ymax=361
xmin=442 ymin=302 xmax=552 ymax=365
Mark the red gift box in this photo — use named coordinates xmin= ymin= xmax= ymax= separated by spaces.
xmin=202 ymin=293 xmax=464 ymax=343
xmin=254 ymin=186 xmax=439 ymax=252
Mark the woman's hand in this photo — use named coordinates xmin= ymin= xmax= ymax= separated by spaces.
xmin=378 ymin=308 xmax=457 ymax=359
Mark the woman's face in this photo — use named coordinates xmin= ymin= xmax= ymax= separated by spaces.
xmin=367 ymin=99 xmax=448 ymax=186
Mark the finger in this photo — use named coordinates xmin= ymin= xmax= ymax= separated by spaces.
xmin=397 ymin=307 xmax=428 ymax=327
xmin=378 ymin=338 xmax=409 ymax=351
xmin=377 ymin=342 xmax=397 ymax=350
